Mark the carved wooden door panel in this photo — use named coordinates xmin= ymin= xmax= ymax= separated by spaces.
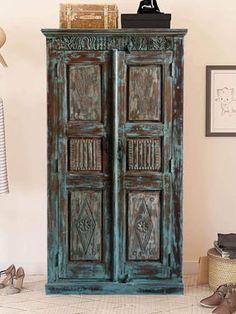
xmin=117 ymin=51 xmax=173 ymax=281
xmin=57 ymin=51 xmax=112 ymax=280
xmin=56 ymin=49 xmax=173 ymax=282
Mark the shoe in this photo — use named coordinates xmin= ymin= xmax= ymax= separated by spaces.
xmin=200 ymin=283 xmax=234 ymax=308
xmin=2 ymin=267 xmax=25 ymax=295
xmin=212 ymin=290 xmax=236 ymax=314
xmin=12 ymin=267 xmax=25 ymax=293
xmin=0 ymin=264 xmax=16 ymax=288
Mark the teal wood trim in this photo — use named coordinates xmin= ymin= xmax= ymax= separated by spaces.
xmin=162 ymin=54 xmax=173 ymax=272
xmin=55 ymin=51 xmax=113 ymax=280
xmin=58 ymin=55 xmax=69 ymax=279
xmin=171 ymin=36 xmax=184 ymax=279
xmin=42 ymin=29 xmax=188 ymax=36
xmin=46 ymin=280 xmax=184 ymax=295
xmin=47 ymin=41 xmax=60 ymax=284
xmin=112 ymin=49 xmax=119 ymax=282
xmin=42 ymin=29 xmax=187 ymax=53
xmin=162 ymin=173 xmax=172 ymax=275
xmin=125 ymin=123 xmax=164 ymax=137
xmin=117 ymin=51 xmax=127 ymax=284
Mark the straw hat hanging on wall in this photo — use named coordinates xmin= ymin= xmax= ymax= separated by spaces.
xmin=0 ymin=27 xmax=7 ymax=67
xmin=0 ymin=26 xmax=9 ymax=194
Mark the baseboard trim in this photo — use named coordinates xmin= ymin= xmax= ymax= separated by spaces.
xmin=0 ymin=262 xmax=47 ymax=275
xmin=183 ymin=261 xmax=198 ymax=275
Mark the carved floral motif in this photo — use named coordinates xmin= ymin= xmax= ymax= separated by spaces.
xmin=136 ymin=220 xmax=149 ymax=233
xmin=52 ymin=35 xmax=172 ymax=51
xmin=77 ymin=217 xmax=93 ymax=232
xmin=76 ymin=199 xmax=96 ymax=254
xmin=135 ymin=199 xmax=153 ymax=251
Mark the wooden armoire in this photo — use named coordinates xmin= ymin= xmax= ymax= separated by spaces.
xmin=42 ymin=28 xmax=187 ymax=295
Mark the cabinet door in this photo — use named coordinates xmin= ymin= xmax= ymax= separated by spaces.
xmin=57 ymin=51 xmax=112 ymax=280
xmin=118 ymin=51 xmax=173 ymax=281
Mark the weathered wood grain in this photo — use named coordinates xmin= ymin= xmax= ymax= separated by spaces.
xmin=128 ymin=65 xmax=161 ymax=121
xmin=46 ymin=40 xmax=60 ymax=284
xmin=69 ymin=65 xmax=101 ymax=121
xmin=69 ymin=138 xmax=102 ymax=171
xmin=118 ymin=51 xmax=174 ymax=283
xmin=57 ymin=51 xmax=112 ymax=282
xmin=171 ymin=36 xmax=185 ymax=279
xmin=128 ymin=191 xmax=161 ymax=260
xmin=43 ymin=28 xmax=187 ymax=295
xmin=112 ymin=49 xmax=119 ymax=282
xmin=69 ymin=190 xmax=102 ymax=261
xmin=127 ymin=138 xmax=161 ymax=171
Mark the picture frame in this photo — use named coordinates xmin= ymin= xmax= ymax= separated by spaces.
xmin=206 ymin=65 xmax=236 ymax=136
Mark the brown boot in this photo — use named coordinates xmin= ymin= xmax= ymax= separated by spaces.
xmin=212 ymin=290 xmax=236 ymax=314
xmin=200 ymin=284 xmax=231 ymax=308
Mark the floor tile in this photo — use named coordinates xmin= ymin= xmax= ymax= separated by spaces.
xmin=34 ymin=295 xmax=93 ymax=306
xmin=3 ymin=300 xmax=59 ymax=311
xmin=167 ymin=305 xmax=211 ymax=313
xmin=0 ymin=294 xmax=30 ymax=304
xmin=0 ymin=274 xmax=217 ymax=314
xmin=32 ymin=305 xmax=85 ymax=314
xmin=0 ymin=307 xmax=25 ymax=314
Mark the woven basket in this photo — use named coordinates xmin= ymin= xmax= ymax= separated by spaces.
xmin=208 ymin=248 xmax=236 ymax=290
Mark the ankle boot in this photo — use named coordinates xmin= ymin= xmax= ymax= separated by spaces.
xmin=213 ymin=290 xmax=236 ymax=314
xmin=200 ymin=284 xmax=231 ymax=308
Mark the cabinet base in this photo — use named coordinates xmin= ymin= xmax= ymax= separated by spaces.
xmin=46 ymin=280 xmax=184 ymax=295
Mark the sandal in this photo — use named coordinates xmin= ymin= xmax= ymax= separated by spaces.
xmin=0 ymin=264 xmax=16 ymax=289
xmin=2 ymin=267 xmax=25 ymax=295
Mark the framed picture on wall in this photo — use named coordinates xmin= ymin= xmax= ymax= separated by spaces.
xmin=206 ymin=65 xmax=236 ymax=136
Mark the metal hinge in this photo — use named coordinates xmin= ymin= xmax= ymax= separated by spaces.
xmin=168 ymin=254 xmax=173 ymax=278
xmin=55 ymin=253 xmax=59 ymax=268
xmin=55 ymin=63 xmax=59 ymax=79
xmin=168 ymin=253 xmax=171 ymax=267
xmin=169 ymin=158 xmax=174 ymax=173
xmin=55 ymin=159 xmax=59 ymax=173
xmin=169 ymin=62 xmax=174 ymax=78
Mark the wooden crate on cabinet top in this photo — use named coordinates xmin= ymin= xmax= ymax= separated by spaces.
xmin=60 ymin=4 xmax=118 ymax=29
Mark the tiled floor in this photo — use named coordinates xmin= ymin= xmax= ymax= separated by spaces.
xmin=0 ymin=275 xmax=216 ymax=314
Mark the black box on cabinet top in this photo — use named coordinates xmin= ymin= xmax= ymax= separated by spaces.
xmin=121 ymin=13 xmax=171 ymax=28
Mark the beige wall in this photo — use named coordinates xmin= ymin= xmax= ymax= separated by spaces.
xmin=0 ymin=0 xmax=235 ymax=274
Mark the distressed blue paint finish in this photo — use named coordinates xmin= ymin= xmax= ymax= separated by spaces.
xmin=118 ymin=50 xmax=174 ymax=284
xmin=46 ymin=280 xmax=184 ymax=295
xmin=46 ymin=39 xmax=60 ymax=285
xmin=170 ymin=36 xmax=185 ymax=279
xmin=112 ymin=49 xmax=119 ymax=282
xmin=42 ymin=28 xmax=187 ymax=295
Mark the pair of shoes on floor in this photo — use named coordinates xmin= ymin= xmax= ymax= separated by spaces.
xmin=200 ymin=283 xmax=236 ymax=314
xmin=0 ymin=264 xmax=25 ymax=294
